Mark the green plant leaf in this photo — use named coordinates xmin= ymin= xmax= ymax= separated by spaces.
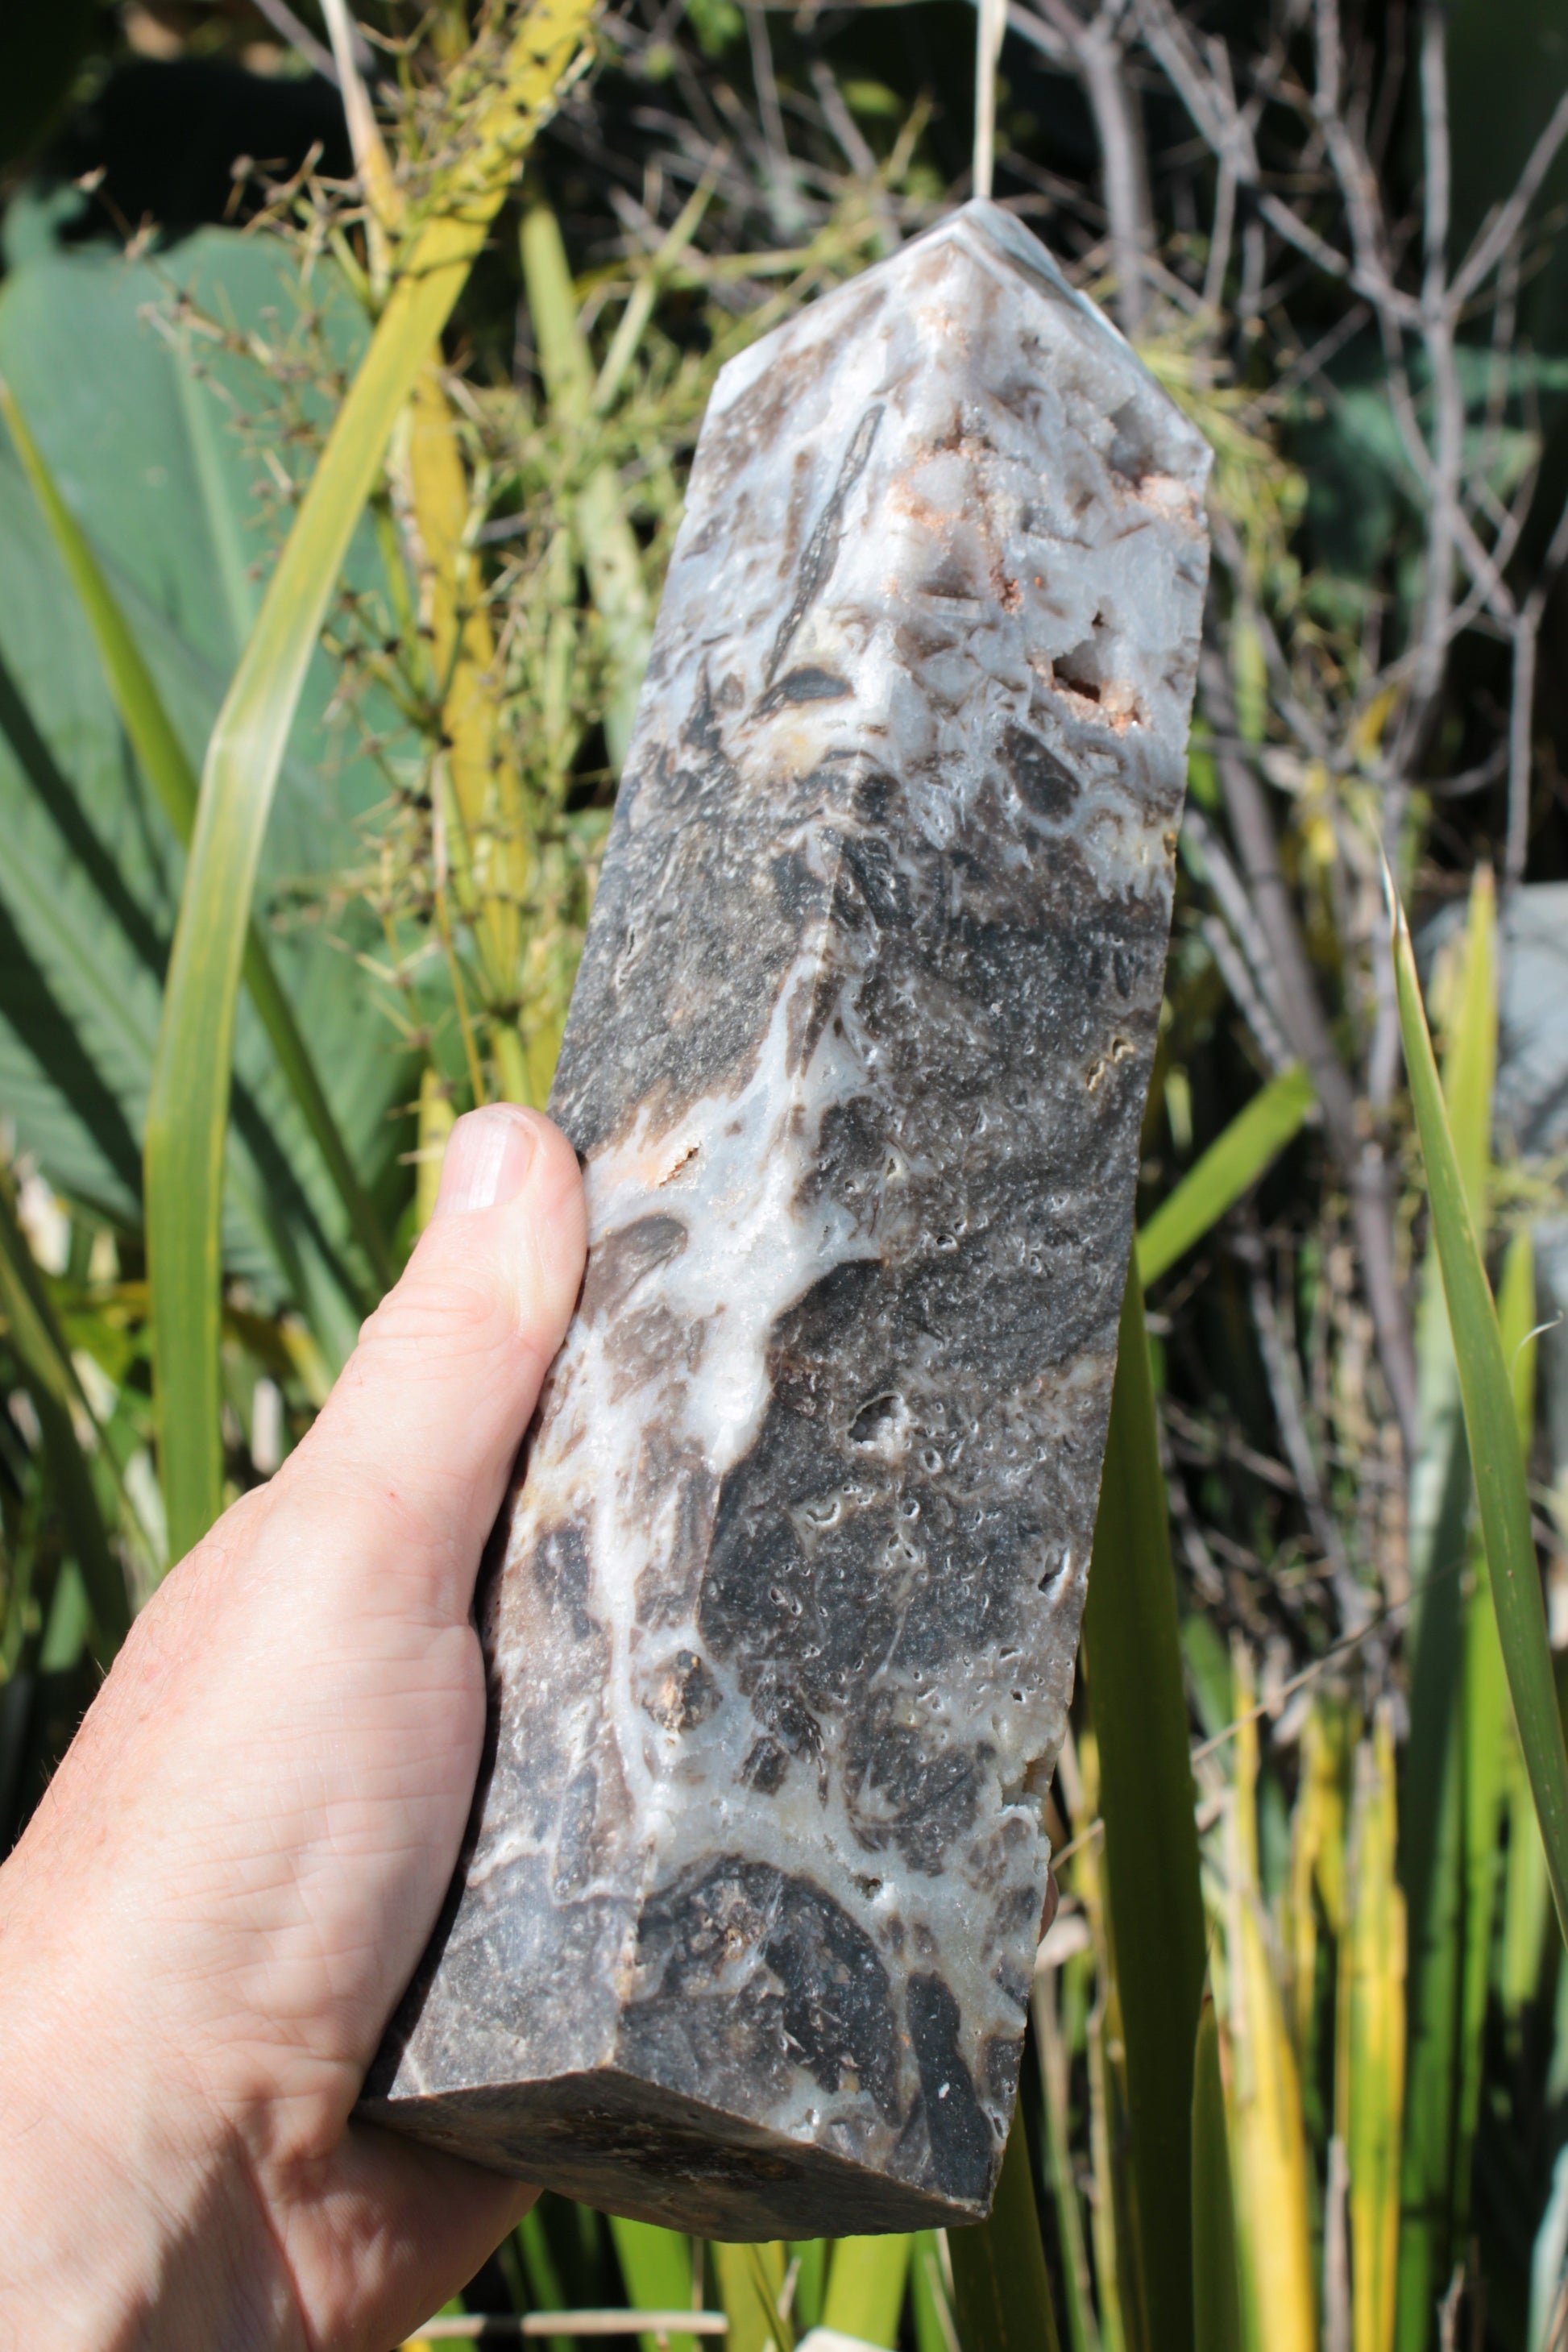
xmin=713 ymin=2241 xmax=789 ymax=2352
xmin=948 ymin=2105 xmax=1062 ymax=2352
xmin=1135 ymin=1063 xmax=1313 ymax=1287
xmin=0 ymin=232 xmax=411 ymax=1341
xmin=788 ymin=2242 xmax=828 ymax=2337
xmin=1395 ymin=867 xmax=1496 ymax=2348
xmin=1080 ymin=1259 xmax=1206 ymax=2352
xmin=1392 ymin=877 xmax=1568 ymax=1944
xmin=0 ymin=722 xmax=357 ymax=1350
xmin=521 ymin=197 xmax=653 ymax=770
xmin=0 ymin=373 xmax=392 ymax=1296
xmin=1033 ymin=1965 xmax=1101 ymax=2352
xmin=0 ymin=1163 xmax=130 ymax=1650
xmin=608 ymin=2218 xmax=698 ymax=2352
xmin=144 ymin=0 xmax=597 ymax=1559
xmin=1191 ymin=1992 xmax=1242 ymax=2352
xmin=822 ymin=2236 xmax=911 ymax=2348
xmin=1339 ymin=1716 xmax=1404 ymax=2352
xmin=909 ymin=2234 xmax=957 ymax=2352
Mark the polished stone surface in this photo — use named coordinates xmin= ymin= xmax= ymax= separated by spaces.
xmin=361 ymin=199 xmax=1211 ymax=2234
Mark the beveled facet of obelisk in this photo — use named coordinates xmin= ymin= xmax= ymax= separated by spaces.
xmin=361 ymin=200 xmax=1211 ymax=2235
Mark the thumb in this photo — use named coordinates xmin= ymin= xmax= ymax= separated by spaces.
xmin=287 ymin=1104 xmax=587 ymax=1599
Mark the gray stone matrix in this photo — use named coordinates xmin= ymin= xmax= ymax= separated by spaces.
xmin=363 ymin=200 xmax=1211 ymax=2237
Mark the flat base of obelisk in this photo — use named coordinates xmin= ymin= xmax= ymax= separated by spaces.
xmin=359 ymin=2068 xmax=985 ymax=2239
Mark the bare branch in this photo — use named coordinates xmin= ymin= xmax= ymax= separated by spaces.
xmin=1387 ymin=2 xmax=1462 ymax=777
xmin=1450 ymin=83 xmax=1568 ymax=311
xmin=1506 ymin=492 xmax=1568 ymax=887
xmin=1234 ymin=1222 xmax=1367 ymax=1633
xmin=1201 ymin=652 xmax=1419 ymax=1456
xmin=1255 ymin=193 xmax=1420 ymax=325
xmin=1004 ymin=1 xmax=1073 ymax=69
xmin=1201 ymin=914 xmax=1298 ymax=1076
xmin=1133 ymin=0 xmax=1257 ymax=181
xmin=742 ymin=1 xmax=805 ymax=234
xmin=248 ymin=0 xmax=344 ymax=84
xmin=809 ymin=62 xmax=902 ymax=251
xmin=1018 ymin=2 xmax=1153 ymax=333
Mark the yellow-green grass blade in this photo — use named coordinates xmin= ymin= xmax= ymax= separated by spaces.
xmin=787 ymin=2243 xmax=828 ymax=2336
xmin=909 ymin=2234 xmax=957 ymax=2352
xmin=591 ymin=172 xmax=718 ymax=415
xmin=1283 ymin=1699 xmax=1352 ymax=2069
xmin=0 ymin=373 xmax=393 ymax=1300
xmin=516 ymin=2209 xmax=574 ymax=2352
xmin=1498 ymin=1229 xmax=1552 ymax=2028
xmin=1392 ymin=1728 xmax=1462 ymax=2352
xmin=521 ymin=199 xmax=653 ymax=770
xmin=822 ymin=2236 xmax=910 ymax=2347
xmin=1191 ymin=1992 xmax=1242 ymax=2352
xmin=143 ymin=0 xmax=595 ymax=1561
xmin=1339 ymin=1718 xmax=1405 ymax=2352
xmin=948 ymin=2105 xmax=1063 ymax=2352
xmin=1500 ymin=1712 xmax=1553 ymax=2029
xmin=0 ymin=1164 xmax=131 ymax=1651
xmin=712 ymin=2240 xmax=788 ymax=2352
xmin=608 ymin=2218 xmax=697 ymax=2352
xmin=1032 ymin=1964 xmax=1101 ymax=2352
xmin=1079 ymin=1259 xmax=1206 ymax=2352
xmin=1135 ymin=1062 xmax=1313 ymax=1287
xmin=1392 ymin=878 xmax=1568 ymax=1944
xmin=1453 ymin=1226 xmax=1537 ymax=2229
xmin=1224 ymin=1699 xmax=1317 ymax=2352
xmin=1394 ymin=867 xmax=1497 ymax=2350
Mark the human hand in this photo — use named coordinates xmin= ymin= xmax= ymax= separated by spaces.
xmin=0 ymin=1105 xmax=587 ymax=2352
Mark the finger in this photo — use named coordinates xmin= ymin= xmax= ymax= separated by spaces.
xmin=283 ymin=1105 xmax=587 ymax=1612
xmin=273 ymin=2122 xmax=533 ymax=2352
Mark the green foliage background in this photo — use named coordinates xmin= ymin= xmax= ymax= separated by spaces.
xmin=1 ymin=4 xmax=1567 ymax=2349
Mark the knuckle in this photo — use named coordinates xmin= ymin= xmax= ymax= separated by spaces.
xmin=356 ymin=1267 xmax=515 ymax=1368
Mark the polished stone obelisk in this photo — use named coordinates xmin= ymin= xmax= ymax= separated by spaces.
xmin=362 ymin=200 xmax=1211 ymax=2235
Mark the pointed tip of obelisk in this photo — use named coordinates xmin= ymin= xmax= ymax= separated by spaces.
xmin=711 ymin=197 xmax=1211 ymax=496
xmin=911 ymin=198 xmax=1213 ymax=472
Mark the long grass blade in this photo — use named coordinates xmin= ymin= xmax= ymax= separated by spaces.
xmin=1498 ymin=1238 xmax=1552 ymax=2032
xmin=521 ymin=199 xmax=653 ymax=769
xmin=1135 ymin=1062 xmax=1313 ymax=1287
xmin=821 ymin=2237 xmax=910 ymax=2349
xmin=591 ymin=171 xmax=719 ymax=414
xmin=1191 ymin=1990 xmax=1242 ymax=2352
xmin=909 ymin=2234 xmax=957 ymax=2352
xmin=1338 ymin=1714 xmax=1405 ymax=2352
xmin=1394 ymin=867 xmax=1496 ymax=2350
xmin=1033 ymin=1962 xmax=1101 ymax=2352
xmin=608 ymin=2219 xmax=698 ymax=2352
xmin=143 ymin=0 xmax=595 ymax=1559
xmin=404 ymin=359 xmax=536 ymax=1105
xmin=1224 ymin=1682 xmax=1317 ymax=2352
xmin=0 ymin=1163 xmax=131 ymax=1651
xmin=1392 ymin=874 xmax=1568 ymax=1941
xmin=1057 ymin=1732 xmax=1131 ymax=2352
xmin=1079 ymin=1259 xmax=1206 ymax=2352
xmin=516 ymin=2207 xmax=574 ymax=2352
xmin=0 ymin=372 xmax=393 ymax=1297
xmin=1283 ymin=1698 xmax=1351 ymax=2069
xmin=948 ymin=2105 xmax=1063 ymax=2352
xmin=712 ymin=2240 xmax=788 ymax=2352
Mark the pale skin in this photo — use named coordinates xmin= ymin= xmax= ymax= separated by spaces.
xmin=0 ymin=1104 xmax=587 ymax=2351
xmin=0 ymin=1101 xmax=1059 ymax=2350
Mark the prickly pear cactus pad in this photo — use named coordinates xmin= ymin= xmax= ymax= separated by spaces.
xmin=362 ymin=199 xmax=1211 ymax=2237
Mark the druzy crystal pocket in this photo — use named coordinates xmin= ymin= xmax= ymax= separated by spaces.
xmin=363 ymin=198 xmax=1211 ymax=2236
